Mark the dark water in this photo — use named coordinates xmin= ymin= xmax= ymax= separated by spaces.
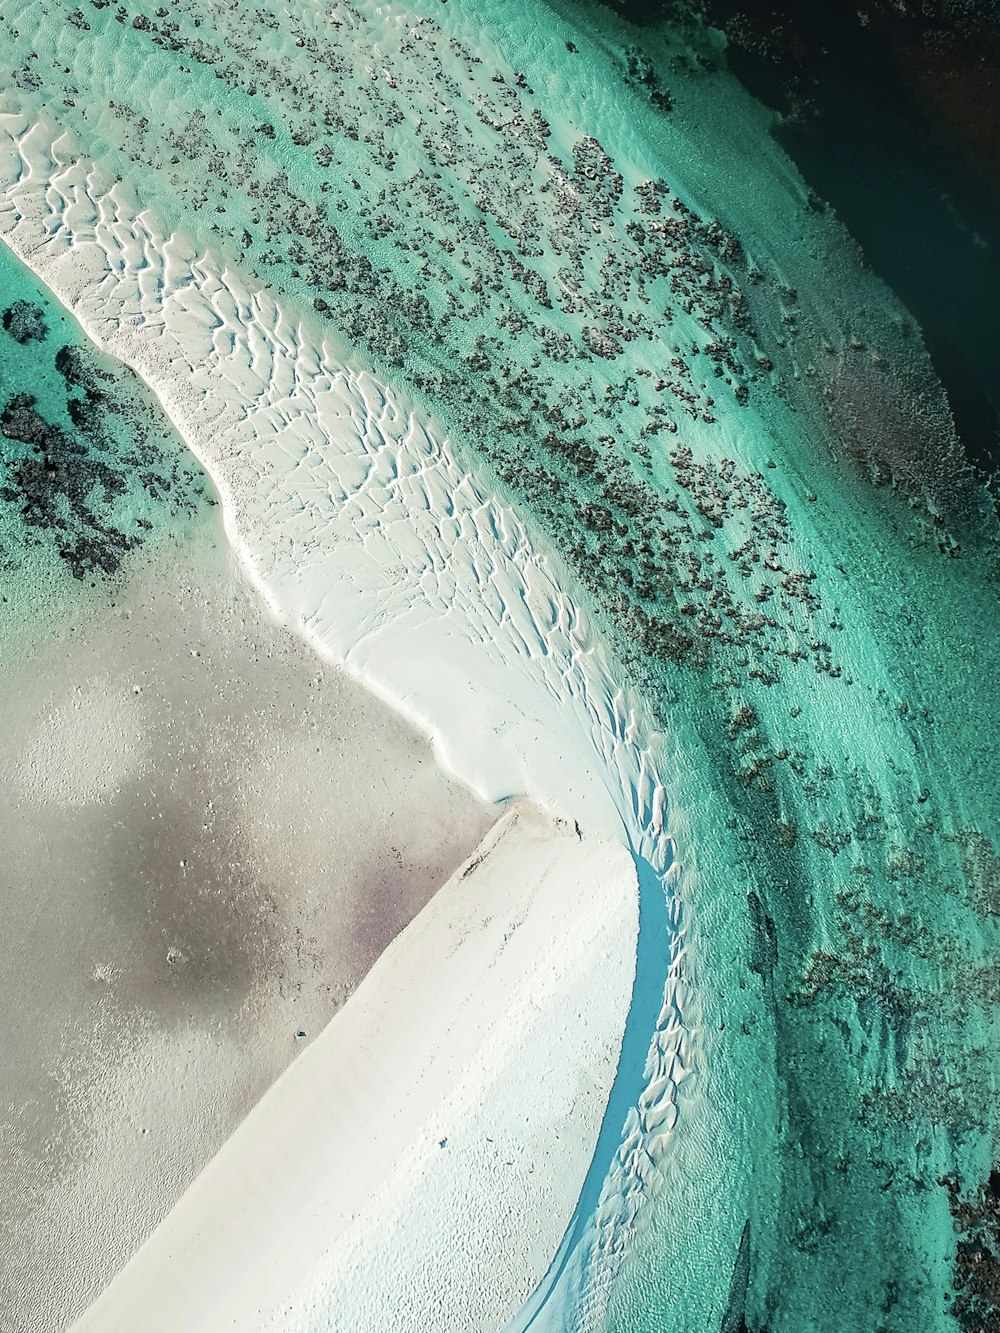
xmin=601 ymin=0 xmax=1000 ymax=475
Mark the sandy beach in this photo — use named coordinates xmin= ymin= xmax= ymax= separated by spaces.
xmin=0 ymin=520 xmax=494 ymax=1331
xmin=71 ymin=805 xmax=637 ymax=1333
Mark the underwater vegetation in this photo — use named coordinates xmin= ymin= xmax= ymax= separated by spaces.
xmin=0 ymin=244 xmax=207 ymax=588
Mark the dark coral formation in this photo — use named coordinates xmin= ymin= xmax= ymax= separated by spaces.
xmin=71 ymin=0 xmax=987 ymax=695
xmin=0 ymin=334 xmax=207 ymax=581
xmin=943 ymin=1171 xmax=1000 ymax=1333
xmin=0 ymin=390 xmax=138 ymax=578
xmin=1 ymin=299 xmax=46 ymax=344
xmin=622 ymin=0 xmax=1000 ymax=480
xmin=86 ymin=2 xmax=847 ymax=687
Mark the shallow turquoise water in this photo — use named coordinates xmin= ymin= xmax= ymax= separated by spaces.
xmin=1 ymin=1 xmax=997 ymax=1328
xmin=0 ymin=238 xmax=209 ymax=643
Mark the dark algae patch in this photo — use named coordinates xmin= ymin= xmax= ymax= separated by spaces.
xmin=721 ymin=1221 xmax=752 ymax=1333
xmin=0 ymin=243 xmax=208 ymax=589
xmin=1 ymin=388 xmax=143 ymax=580
xmin=2 ymin=298 xmax=46 ymax=344
xmin=2 ymin=0 xmax=997 ymax=1328
xmin=944 ymin=1170 xmax=1000 ymax=1333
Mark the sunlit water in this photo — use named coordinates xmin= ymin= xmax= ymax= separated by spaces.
xmin=0 ymin=2 xmax=996 ymax=1329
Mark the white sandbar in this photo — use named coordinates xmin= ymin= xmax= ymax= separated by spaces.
xmin=72 ymin=805 xmax=637 ymax=1333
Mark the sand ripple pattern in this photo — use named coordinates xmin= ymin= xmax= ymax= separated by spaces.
xmin=0 ymin=108 xmax=694 ymax=1329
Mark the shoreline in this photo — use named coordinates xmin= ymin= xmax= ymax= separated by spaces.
xmin=0 ymin=107 xmax=662 ymax=844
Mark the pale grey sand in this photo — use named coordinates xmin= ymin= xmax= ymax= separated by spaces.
xmin=0 ymin=527 xmax=494 ymax=1331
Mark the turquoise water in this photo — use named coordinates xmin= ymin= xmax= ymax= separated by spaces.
xmin=1 ymin=1 xmax=997 ymax=1328
xmin=0 ymin=239 xmax=209 ymax=643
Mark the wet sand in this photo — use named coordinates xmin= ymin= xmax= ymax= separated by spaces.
xmin=0 ymin=525 xmax=494 ymax=1332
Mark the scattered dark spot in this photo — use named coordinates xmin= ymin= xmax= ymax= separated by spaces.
xmin=2 ymin=300 xmax=47 ymax=344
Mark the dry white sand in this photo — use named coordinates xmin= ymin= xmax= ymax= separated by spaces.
xmin=0 ymin=525 xmax=493 ymax=1332
xmin=71 ymin=804 xmax=637 ymax=1333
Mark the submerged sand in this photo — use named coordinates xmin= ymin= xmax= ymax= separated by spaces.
xmin=0 ymin=526 xmax=493 ymax=1332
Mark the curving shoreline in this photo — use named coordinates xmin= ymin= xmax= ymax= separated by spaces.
xmin=3 ymin=0 xmax=997 ymax=1324
xmin=0 ymin=108 xmax=687 ymax=1329
xmin=0 ymin=107 xmax=669 ymax=845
